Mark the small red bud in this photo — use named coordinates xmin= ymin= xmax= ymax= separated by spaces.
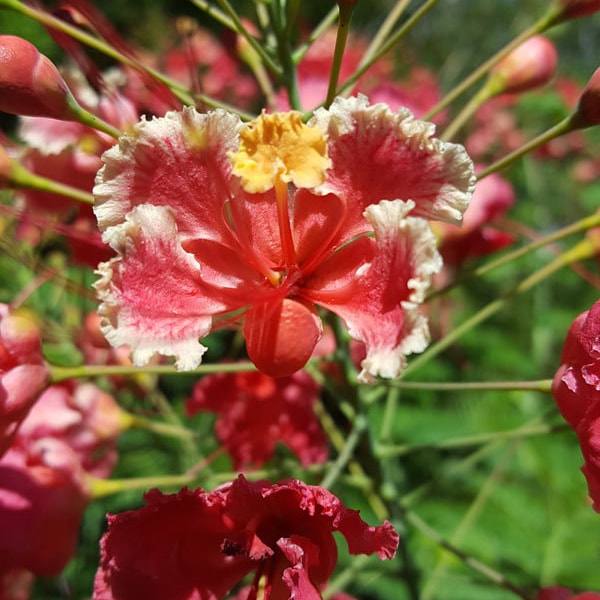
xmin=555 ymin=0 xmax=600 ymax=20
xmin=489 ymin=36 xmax=557 ymax=95
xmin=0 ymin=35 xmax=76 ymax=120
xmin=573 ymin=67 xmax=600 ymax=127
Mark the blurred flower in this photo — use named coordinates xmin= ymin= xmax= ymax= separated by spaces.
xmin=0 ymin=569 xmax=33 ymax=600
xmin=93 ymin=475 xmax=398 ymax=600
xmin=552 ymin=299 xmax=600 ymax=511
xmin=0 ymin=307 xmax=50 ymax=458
xmin=94 ymin=96 xmax=474 ymax=381
xmin=186 ymin=369 xmax=328 ymax=469
xmin=437 ymin=171 xmax=515 ymax=266
xmin=16 ymin=381 xmax=125 ymax=478
xmin=0 ymin=437 xmax=91 ymax=577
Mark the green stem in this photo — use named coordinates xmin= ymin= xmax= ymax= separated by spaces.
xmin=292 ymin=7 xmax=338 ymax=64
xmin=423 ymin=14 xmax=552 ymax=121
xmin=214 ymin=0 xmax=281 ymax=76
xmin=377 ymin=422 xmax=568 ymax=458
xmin=404 ymin=510 xmax=534 ymax=599
xmin=87 ymin=473 xmax=195 ymax=499
xmin=360 ymin=0 xmax=412 ymax=68
xmin=333 ymin=0 xmax=440 ymax=101
xmin=324 ymin=2 xmax=355 ymax=109
xmin=49 ymin=361 xmax=257 ymax=383
xmin=402 ymin=238 xmax=598 ymax=379
xmin=186 ymin=0 xmax=236 ymax=30
xmin=476 ymin=114 xmax=579 ymax=180
xmin=429 ymin=212 xmax=600 ymax=300
xmin=9 ymin=162 xmax=94 ymax=204
xmin=384 ymin=379 xmax=553 ymax=393
xmin=440 ymin=84 xmax=494 ymax=142
xmin=127 ymin=413 xmax=197 ymax=440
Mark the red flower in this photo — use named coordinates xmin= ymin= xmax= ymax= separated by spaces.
xmin=538 ymin=586 xmax=600 ymax=599
xmin=552 ymin=299 xmax=600 ymax=511
xmin=94 ymin=96 xmax=474 ymax=381
xmin=93 ymin=475 xmax=399 ymax=600
xmin=0 ymin=307 xmax=50 ymax=458
xmin=186 ymin=370 xmax=328 ymax=469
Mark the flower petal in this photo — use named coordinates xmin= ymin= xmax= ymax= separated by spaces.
xmin=307 ymin=200 xmax=441 ymax=382
xmin=94 ymin=107 xmax=242 ymax=242
xmin=310 ymin=95 xmax=474 ymax=237
xmin=95 ymin=204 xmax=230 ymax=370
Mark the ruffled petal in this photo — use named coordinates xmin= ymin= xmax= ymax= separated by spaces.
xmin=95 ymin=204 xmax=233 ymax=370
xmin=94 ymin=107 xmax=242 ymax=242
xmin=310 ymin=95 xmax=475 ymax=238
xmin=306 ymin=200 xmax=441 ymax=382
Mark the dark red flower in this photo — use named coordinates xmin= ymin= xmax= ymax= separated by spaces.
xmin=93 ymin=475 xmax=398 ymax=600
xmin=552 ymin=299 xmax=600 ymax=511
xmin=186 ymin=369 xmax=328 ymax=469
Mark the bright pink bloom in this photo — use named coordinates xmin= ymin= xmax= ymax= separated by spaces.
xmin=93 ymin=475 xmax=398 ymax=600
xmin=94 ymin=96 xmax=474 ymax=381
xmin=0 ymin=308 xmax=50 ymax=458
xmin=17 ymin=382 xmax=124 ymax=478
xmin=488 ymin=36 xmax=557 ymax=95
xmin=0 ymin=35 xmax=76 ymax=120
xmin=552 ymin=300 xmax=600 ymax=511
xmin=437 ymin=171 xmax=515 ymax=266
xmin=0 ymin=438 xmax=91 ymax=577
xmin=186 ymin=369 xmax=328 ymax=469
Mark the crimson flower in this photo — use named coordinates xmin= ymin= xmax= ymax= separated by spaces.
xmin=94 ymin=95 xmax=474 ymax=381
xmin=538 ymin=586 xmax=600 ymax=600
xmin=93 ymin=475 xmax=398 ymax=600
xmin=552 ymin=299 xmax=600 ymax=511
xmin=186 ymin=369 xmax=328 ymax=469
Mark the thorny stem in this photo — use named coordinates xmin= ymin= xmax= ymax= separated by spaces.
xmin=402 ymin=238 xmax=599 ymax=379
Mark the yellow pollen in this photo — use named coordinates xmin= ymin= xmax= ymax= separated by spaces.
xmin=229 ymin=111 xmax=331 ymax=194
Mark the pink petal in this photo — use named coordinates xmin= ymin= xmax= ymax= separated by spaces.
xmin=95 ymin=204 xmax=232 ymax=370
xmin=307 ymin=200 xmax=441 ymax=382
xmin=310 ymin=95 xmax=474 ymax=237
xmin=94 ymin=107 xmax=242 ymax=242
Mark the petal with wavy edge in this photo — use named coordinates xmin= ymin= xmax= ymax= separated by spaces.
xmin=307 ymin=200 xmax=441 ymax=382
xmin=95 ymin=204 xmax=235 ymax=370
xmin=310 ymin=95 xmax=475 ymax=239
xmin=94 ymin=107 xmax=242 ymax=242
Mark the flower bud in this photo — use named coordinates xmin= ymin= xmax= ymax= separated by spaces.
xmin=0 ymin=35 xmax=76 ymax=120
xmin=488 ymin=36 xmax=557 ymax=95
xmin=573 ymin=67 xmax=600 ymax=128
xmin=553 ymin=0 xmax=600 ymax=20
xmin=0 ymin=145 xmax=12 ymax=188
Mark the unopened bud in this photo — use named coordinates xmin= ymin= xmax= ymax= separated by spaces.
xmin=553 ymin=0 xmax=600 ymax=20
xmin=488 ymin=36 xmax=557 ymax=95
xmin=572 ymin=67 xmax=600 ymax=128
xmin=0 ymin=35 xmax=77 ymax=120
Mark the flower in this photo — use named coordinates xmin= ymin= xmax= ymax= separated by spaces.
xmin=552 ymin=299 xmax=600 ymax=511
xmin=94 ymin=95 xmax=474 ymax=381
xmin=93 ymin=475 xmax=399 ymax=600
xmin=0 ymin=307 xmax=50 ymax=458
xmin=185 ymin=369 xmax=328 ymax=469
xmin=0 ymin=437 xmax=91 ymax=577
xmin=538 ymin=587 xmax=600 ymax=599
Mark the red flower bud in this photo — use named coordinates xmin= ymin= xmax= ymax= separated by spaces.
xmin=573 ymin=67 xmax=600 ymax=128
xmin=554 ymin=0 xmax=600 ymax=20
xmin=489 ymin=36 xmax=557 ymax=95
xmin=0 ymin=35 xmax=76 ymax=120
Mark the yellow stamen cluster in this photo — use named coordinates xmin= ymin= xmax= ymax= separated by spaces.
xmin=230 ymin=112 xmax=331 ymax=194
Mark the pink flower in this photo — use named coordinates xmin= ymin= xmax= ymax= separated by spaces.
xmin=186 ymin=369 xmax=328 ymax=469
xmin=16 ymin=382 xmax=125 ymax=478
xmin=0 ymin=438 xmax=91 ymax=577
xmin=0 ymin=307 xmax=50 ymax=458
xmin=94 ymin=96 xmax=474 ymax=381
xmin=93 ymin=475 xmax=399 ymax=600
xmin=552 ymin=299 xmax=600 ymax=511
